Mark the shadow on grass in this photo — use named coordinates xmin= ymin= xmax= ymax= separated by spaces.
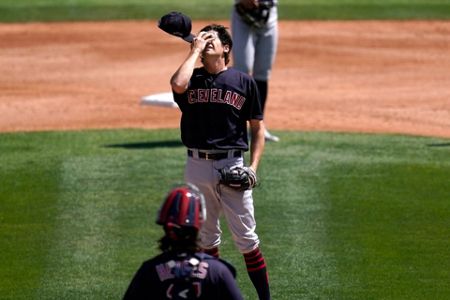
xmin=104 ymin=140 xmax=183 ymax=150
xmin=426 ymin=142 xmax=450 ymax=148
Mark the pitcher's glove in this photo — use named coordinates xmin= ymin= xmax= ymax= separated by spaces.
xmin=219 ymin=166 xmax=257 ymax=191
xmin=235 ymin=1 xmax=273 ymax=29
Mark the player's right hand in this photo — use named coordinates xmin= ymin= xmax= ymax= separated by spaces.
xmin=192 ymin=31 xmax=216 ymax=52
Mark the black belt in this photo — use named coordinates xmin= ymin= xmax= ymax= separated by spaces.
xmin=187 ymin=149 xmax=242 ymax=160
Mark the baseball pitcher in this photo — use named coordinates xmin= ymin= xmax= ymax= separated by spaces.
xmin=169 ymin=21 xmax=271 ymax=300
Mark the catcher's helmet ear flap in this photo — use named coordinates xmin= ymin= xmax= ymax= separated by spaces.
xmin=156 ymin=183 xmax=206 ymax=239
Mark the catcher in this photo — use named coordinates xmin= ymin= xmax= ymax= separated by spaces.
xmin=123 ymin=184 xmax=243 ymax=300
xmin=170 ymin=22 xmax=271 ymax=300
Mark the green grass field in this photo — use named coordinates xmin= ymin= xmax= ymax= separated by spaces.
xmin=1 ymin=0 xmax=450 ymax=22
xmin=1 ymin=129 xmax=449 ymax=299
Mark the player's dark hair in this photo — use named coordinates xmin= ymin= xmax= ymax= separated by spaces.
xmin=200 ymin=24 xmax=233 ymax=65
xmin=158 ymin=233 xmax=200 ymax=252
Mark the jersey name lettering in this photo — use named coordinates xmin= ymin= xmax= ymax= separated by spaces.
xmin=188 ymin=88 xmax=245 ymax=110
xmin=156 ymin=263 xmax=173 ymax=281
xmin=156 ymin=260 xmax=209 ymax=282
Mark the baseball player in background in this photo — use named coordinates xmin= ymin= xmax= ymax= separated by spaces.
xmin=170 ymin=24 xmax=271 ymax=300
xmin=123 ymin=184 xmax=243 ymax=300
xmin=232 ymin=0 xmax=280 ymax=142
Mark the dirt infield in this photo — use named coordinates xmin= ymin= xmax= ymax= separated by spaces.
xmin=1 ymin=20 xmax=449 ymax=138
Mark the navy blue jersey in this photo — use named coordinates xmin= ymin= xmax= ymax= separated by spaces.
xmin=123 ymin=252 xmax=243 ymax=300
xmin=173 ymin=67 xmax=263 ymax=151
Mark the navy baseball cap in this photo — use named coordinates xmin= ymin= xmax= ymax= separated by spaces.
xmin=158 ymin=11 xmax=195 ymax=43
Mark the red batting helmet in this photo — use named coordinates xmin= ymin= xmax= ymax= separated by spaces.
xmin=156 ymin=183 xmax=206 ymax=240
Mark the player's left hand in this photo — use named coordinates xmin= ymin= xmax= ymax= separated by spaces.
xmin=219 ymin=166 xmax=258 ymax=191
